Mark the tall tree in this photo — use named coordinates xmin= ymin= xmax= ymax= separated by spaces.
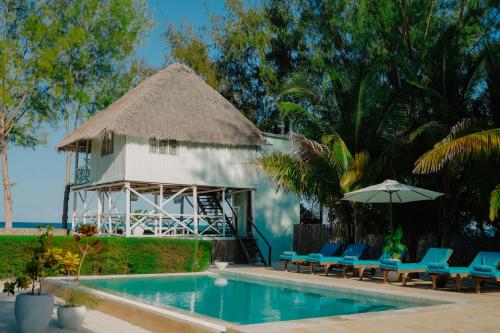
xmin=43 ymin=0 xmax=151 ymax=229
xmin=0 ymin=1 xmax=58 ymax=229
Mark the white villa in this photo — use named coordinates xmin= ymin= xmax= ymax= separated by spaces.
xmin=57 ymin=62 xmax=299 ymax=265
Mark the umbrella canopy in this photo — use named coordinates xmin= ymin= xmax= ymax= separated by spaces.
xmin=342 ymin=179 xmax=443 ymax=231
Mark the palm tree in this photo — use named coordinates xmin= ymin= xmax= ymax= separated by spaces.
xmin=414 ymin=123 xmax=500 ymax=221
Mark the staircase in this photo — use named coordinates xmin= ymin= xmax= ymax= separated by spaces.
xmin=197 ymin=194 xmax=233 ymax=236
xmin=196 ymin=192 xmax=271 ymax=266
xmin=241 ymin=235 xmax=266 ymax=265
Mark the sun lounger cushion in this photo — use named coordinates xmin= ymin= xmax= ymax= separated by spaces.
xmin=428 ymin=252 xmax=500 ymax=276
xmin=381 ymin=248 xmax=452 ymax=272
xmin=307 ymin=243 xmax=366 ymax=264
xmin=343 ymin=255 xmax=359 ymax=261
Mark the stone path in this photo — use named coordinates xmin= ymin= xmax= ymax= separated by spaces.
xmin=0 ymin=292 xmax=151 ymax=333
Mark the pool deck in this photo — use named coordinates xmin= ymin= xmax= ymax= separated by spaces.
xmin=225 ymin=266 xmax=500 ymax=333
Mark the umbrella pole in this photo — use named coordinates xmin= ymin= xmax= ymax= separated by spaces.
xmin=389 ymin=192 xmax=393 ymax=233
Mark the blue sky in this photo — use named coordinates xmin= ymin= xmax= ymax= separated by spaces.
xmin=1 ymin=1 xmax=226 ymax=222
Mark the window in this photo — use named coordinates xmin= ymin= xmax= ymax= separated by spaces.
xmin=169 ymin=140 xmax=177 ymax=155
xmin=101 ymin=133 xmax=113 ymax=156
xmin=148 ymin=138 xmax=178 ymax=155
xmin=149 ymin=138 xmax=157 ymax=153
xmin=159 ymin=140 xmax=168 ymax=154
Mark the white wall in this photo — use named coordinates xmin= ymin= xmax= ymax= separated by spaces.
xmin=124 ymin=136 xmax=259 ymax=188
xmin=253 ymin=134 xmax=300 ymax=263
xmin=89 ymin=135 xmax=126 ymax=184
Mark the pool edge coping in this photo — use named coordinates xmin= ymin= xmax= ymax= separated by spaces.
xmin=45 ymin=269 xmax=468 ymax=333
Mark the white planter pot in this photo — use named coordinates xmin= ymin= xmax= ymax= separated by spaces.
xmin=131 ymin=225 xmax=145 ymax=236
xmin=15 ymin=293 xmax=54 ymax=333
xmin=57 ymin=305 xmax=87 ymax=329
xmin=215 ymin=261 xmax=229 ymax=269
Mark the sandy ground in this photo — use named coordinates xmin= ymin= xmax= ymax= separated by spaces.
xmin=0 ymin=280 xmax=151 ymax=333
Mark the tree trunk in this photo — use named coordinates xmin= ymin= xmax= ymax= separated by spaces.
xmin=61 ymin=151 xmax=72 ymax=229
xmin=61 ymin=94 xmax=72 ymax=230
xmin=0 ymin=138 xmax=13 ymax=230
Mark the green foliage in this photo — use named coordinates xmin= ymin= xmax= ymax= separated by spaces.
xmin=61 ymin=287 xmax=99 ymax=308
xmin=383 ymin=226 xmax=407 ymax=260
xmin=0 ymin=236 xmax=212 ymax=279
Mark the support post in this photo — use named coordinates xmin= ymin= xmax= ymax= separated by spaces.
xmin=107 ymin=188 xmax=112 ymax=235
xmin=71 ymin=191 xmax=77 ymax=234
xmin=125 ymin=183 xmax=131 ymax=237
xmin=97 ymin=191 xmax=103 ymax=234
xmin=222 ymin=189 xmax=226 ymax=238
xmin=154 ymin=193 xmax=159 ymax=237
xmin=159 ymin=184 xmax=163 ymax=236
xmin=193 ymin=185 xmax=198 ymax=235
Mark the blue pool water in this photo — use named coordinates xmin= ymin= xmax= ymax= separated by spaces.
xmin=81 ymin=274 xmax=433 ymax=324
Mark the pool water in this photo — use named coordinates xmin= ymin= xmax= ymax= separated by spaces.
xmin=82 ymin=274 xmax=430 ymax=324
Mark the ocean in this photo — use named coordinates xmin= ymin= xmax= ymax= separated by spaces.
xmin=0 ymin=222 xmax=70 ymax=229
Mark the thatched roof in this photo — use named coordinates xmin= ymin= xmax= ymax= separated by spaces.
xmin=57 ymin=62 xmax=267 ymax=151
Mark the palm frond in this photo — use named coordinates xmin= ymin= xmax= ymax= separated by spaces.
xmin=414 ymin=128 xmax=500 ymax=174
xmin=259 ymin=152 xmax=304 ymax=194
xmin=404 ymin=121 xmax=445 ymax=144
xmin=490 ymin=185 xmax=500 ymax=222
xmin=290 ymin=132 xmax=328 ymax=164
xmin=340 ymin=151 xmax=370 ymax=192
xmin=321 ymin=134 xmax=353 ymax=176
xmin=279 ymin=72 xmax=316 ymax=98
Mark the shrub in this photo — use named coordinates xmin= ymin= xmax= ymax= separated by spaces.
xmin=0 ymin=236 xmax=212 ymax=279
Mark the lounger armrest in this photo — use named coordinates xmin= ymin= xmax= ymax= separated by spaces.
xmin=343 ymin=255 xmax=359 ymax=261
xmin=282 ymin=251 xmax=297 ymax=256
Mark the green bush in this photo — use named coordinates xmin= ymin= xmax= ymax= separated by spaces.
xmin=0 ymin=236 xmax=212 ymax=278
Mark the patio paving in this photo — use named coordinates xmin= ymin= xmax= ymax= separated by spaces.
xmin=226 ymin=266 xmax=500 ymax=333
xmin=0 ymin=291 xmax=151 ymax=333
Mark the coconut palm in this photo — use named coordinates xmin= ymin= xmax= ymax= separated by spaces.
xmin=414 ymin=123 xmax=500 ymax=221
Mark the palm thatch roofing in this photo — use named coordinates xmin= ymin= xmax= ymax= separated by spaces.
xmin=57 ymin=62 xmax=267 ymax=152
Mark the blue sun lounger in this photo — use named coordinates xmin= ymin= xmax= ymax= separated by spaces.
xmin=340 ymin=249 xmax=407 ymax=280
xmin=279 ymin=242 xmax=341 ymax=272
xmin=303 ymin=243 xmax=367 ymax=275
xmin=427 ymin=251 xmax=500 ymax=291
xmin=380 ymin=247 xmax=453 ymax=286
xmin=469 ymin=252 xmax=500 ymax=293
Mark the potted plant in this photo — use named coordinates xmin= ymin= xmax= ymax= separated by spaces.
xmin=214 ymin=240 xmax=229 ymax=269
xmin=383 ymin=226 xmax=407 ymax=281
xmin=57 ymin=224 xmax=100 ymax=329
xmin=3 ymin=227 xmax=62 ymax=333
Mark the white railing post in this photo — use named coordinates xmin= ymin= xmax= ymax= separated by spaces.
xmin=154 ymin=193 xmax=158 ymax=237
xmin=107 ymin=189 xmax=112 ymax=235
xmin=125 ymin=183 xmax=131 ymax=237
xmin=71 ymin=191 xmax=77 ymax=234
xmin=193 ymin=185 xmax=198 ymax=235
xmin=159 ymin=184 xmax=163 ymax=236
xmin=97 ymin=191 xmax=102 ymax=234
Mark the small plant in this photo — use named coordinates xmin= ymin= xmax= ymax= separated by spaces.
xmin=60 ymin=287 xmax=98 ymax=309
xmin=58 ymin=224 xmax=101 ymax=308
xmin=383 ymin=226 xmax=407 ymax=260
xmin=4 ymin=227 xmax=63 ymax=295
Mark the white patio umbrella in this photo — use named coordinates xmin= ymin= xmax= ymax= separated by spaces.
xmin=342 ymin=179 xmax=443 ymax=231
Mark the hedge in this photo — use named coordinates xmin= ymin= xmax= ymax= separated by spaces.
xmin=0 ymin=236 xmax=212 ymax=278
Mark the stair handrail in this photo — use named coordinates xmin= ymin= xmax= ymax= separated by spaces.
xmin=248 ymin=218 xmax=272 ymax=266
xmin=224 ymin=197 xmax=251 ymax=262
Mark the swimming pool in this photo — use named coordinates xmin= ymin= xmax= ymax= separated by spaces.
xmin=81 ymin=273 xmax=437 ymax=325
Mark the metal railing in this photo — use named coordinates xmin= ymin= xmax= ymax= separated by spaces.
xmin=248 ymin=218 xmax=272 ymax=266
xmin=75 ymin=165 xmax=91 ymax=185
